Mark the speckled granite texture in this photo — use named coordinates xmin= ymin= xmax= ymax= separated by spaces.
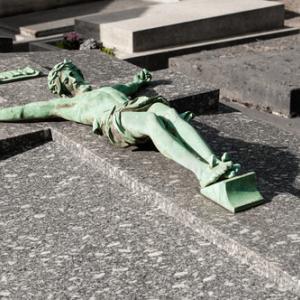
xmin=0 ymin=52 xmax=218 ymax=115
xmin=0 ymin=142 xmax=297 ymax=299
xmin=0 ymin=52 xmax=299 ymax=297
xmin=171 ymin=33 xmax=300 ymax=63
xmin=169 ymin=33 xmax=300 ymax=116
xmin=46 ymin=107 xmax=300 ymax=296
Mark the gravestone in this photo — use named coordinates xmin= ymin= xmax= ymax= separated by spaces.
xmin=75 ymin=0 xmax=288 ymax=69
xmin=0 ymin=123 xmax=295 ymax=299
xmin=76 ymin=0 xmax=284 ymax=53
xmin=170 ymin=35 xmax=300 ymax=117
xmin=0 ymin=51 xmax=299 ymax=297
xmin=16 ymin=0 xmax=153 ymax=39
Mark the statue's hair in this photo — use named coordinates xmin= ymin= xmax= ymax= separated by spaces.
xmin=47 ymin=59 xmax=84 ymax=96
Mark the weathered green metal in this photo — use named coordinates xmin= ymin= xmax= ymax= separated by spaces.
xmin=0 ymin=67 xmax=41 ymax=84
xmin=201 ymin=172 xmax=264 ymax=213
xmin=0 ymin=59 xmax=263 ymax=212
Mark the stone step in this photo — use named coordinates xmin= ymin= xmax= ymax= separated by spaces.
xmin=117 ymin=26 xmax=299 ymax=70
xmin=0 ymin=51 xmax=299 ymax=296
xmin=75 ymin=7 xmax=152 ymax=42
xmin=169 ymin=35 xmax=300 ymax=117
xmin=95 ymin=0 xmax=284 ymax=52
xmin=0 ymin=0 xmax=97 ymax=18
xmin=1 ymin=140 xmax=296 ymax=298
xmin=0 ymin=0 xmax=153 ymax=39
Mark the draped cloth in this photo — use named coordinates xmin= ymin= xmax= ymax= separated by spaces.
xmin=92 ymin=95 xmax=193 ymax=147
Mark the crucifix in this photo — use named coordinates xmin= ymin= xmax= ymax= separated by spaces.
xmin=0 ymin=59 xmax=263 ymax=212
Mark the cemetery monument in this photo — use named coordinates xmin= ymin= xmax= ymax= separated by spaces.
xmin=0 ymin=59 xmax=263 ymax=212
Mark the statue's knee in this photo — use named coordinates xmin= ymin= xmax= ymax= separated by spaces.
xmin=145 ymin=112 xmax=160 ymax=129
xmin=166 ymin=108 xmax=179 ymax=122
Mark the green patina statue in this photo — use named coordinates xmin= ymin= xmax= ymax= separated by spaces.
xmin=0 ymin=60 xmax=263 ymax=212
xmin=0 ymin=67 xmax=41 ymax=84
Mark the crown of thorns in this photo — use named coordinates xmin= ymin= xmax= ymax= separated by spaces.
xmin=47 ymin=59 xmax=84 ymax=96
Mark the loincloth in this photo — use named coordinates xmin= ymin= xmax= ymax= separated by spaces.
xmin=93 ymin=95 xmax=169 ymax=147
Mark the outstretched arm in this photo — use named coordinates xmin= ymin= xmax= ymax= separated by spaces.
xmin=0 ymin=98 xmax=72 ymax=122
xmin=112 ymin=69 xmax=152 ymax=96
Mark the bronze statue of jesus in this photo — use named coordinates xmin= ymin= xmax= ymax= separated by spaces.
xmin=0 ymin=59 xmax=240 ymax=188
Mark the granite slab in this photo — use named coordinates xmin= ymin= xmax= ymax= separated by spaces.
xmin=169 ymin=33 xmax=300 ymax=117
xmin=0 ymin=51 xmax=299 ymax=296
xmin=171 ymin=49 xmax=300 ymax=117
xmin=0 ymin=141 xmax=297 ymax=299
xmin=116 ymin=27 xmax=299 ymax=70
xmin=0 ymin=124 xmax=51 ymax=160
xmin=169 ymin=30 xmax=300 ymax=63
xmin=13 ymin=0 xmax=154 ymax=38
xmin=44 ymin=106 xmax=300 ymax=296
xmin=0 ymin=52 xmax=219 ymax=115
xmin=97 ymin=0 xmax=284 ymax=52
xmin=0 ymin=0 xmax=96 ymax=18
xmin=75 ymin=7 xmax=152 ymax=42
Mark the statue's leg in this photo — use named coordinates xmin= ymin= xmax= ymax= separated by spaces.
xmin=148 ymin=103 xmax=217 ymax=163
xmin=121 ymin=111 xmax=232 ymax=187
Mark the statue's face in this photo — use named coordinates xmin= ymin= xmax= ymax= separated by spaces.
xmin=60 ymin=67 xmax=86 ymax=96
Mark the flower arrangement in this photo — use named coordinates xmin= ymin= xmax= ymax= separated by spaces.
xmin=54 ymin=32 xmax=115 ymax=56
xmin=55 ymin=32 xmax=83 ymax=50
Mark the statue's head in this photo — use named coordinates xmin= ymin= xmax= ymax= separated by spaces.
xmin=48 ymin=59 xmax=91 ymax=96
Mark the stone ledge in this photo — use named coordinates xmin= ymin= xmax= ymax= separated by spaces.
xmin=0 ymin=0 xmax=96 ymax=17
xmin=83 ymin=0 xmax=284 ymax=52
xmin=0 ymin=128 xmax=51 ymax=159
xmin=0 ymin=51 xmax=299 ymax=296
xmin=45 ymin=114 xmax=300 ymax=296
xmin=169 ymin=34 xmax=300 ymax=117
xmin=1 ymin=140 xmax=295 ymax=299
xmin=1 ymin=110 xmax=299 ymax=296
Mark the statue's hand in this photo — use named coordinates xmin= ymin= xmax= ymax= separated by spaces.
xmin=134 ymin=69 xmax=152 ymax=85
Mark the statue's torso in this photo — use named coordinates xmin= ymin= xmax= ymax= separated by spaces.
xmin=73 ymin=86 xmax=129 ymax=124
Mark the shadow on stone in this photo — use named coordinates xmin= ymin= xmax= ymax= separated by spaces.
xmin=191 ymin=121 xmax=300 ymax=200
xmin=215 ymin=102 xmax=239 ymax=115
xmin=290 ymin=88 xmax=300 ymax=117
xmin=0 ymin=129 xmax=52 ymax=160
xmin=131 ymin=117 xmax=300 ymax=201
xmin=149 ymin=79 xmax=173 ymax=87
xmin=140 ymin=80 xmax=173 ymax=98
xmin=285 ymin=9 xmax=300 ymax=20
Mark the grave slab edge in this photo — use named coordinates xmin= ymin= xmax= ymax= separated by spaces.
xmin=49 ymin=126 xmax=300 ymax=297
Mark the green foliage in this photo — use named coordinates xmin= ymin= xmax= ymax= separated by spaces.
xmin=99 ymin=43 xmax=115 ymax=57
xmin=100 ymin=47 xmax=115 ymax=57
xmin=54 ymin=41 xmax=66 ymax=49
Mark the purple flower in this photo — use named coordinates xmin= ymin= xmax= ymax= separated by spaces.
xmin=63 ymin=31 xmax=82 ymax=42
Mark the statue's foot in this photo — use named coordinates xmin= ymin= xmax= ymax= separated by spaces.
xmin=222 ymin=163 xmax=241 ymax=179
xmin=200 ymin=161 xmax=233 ymax=188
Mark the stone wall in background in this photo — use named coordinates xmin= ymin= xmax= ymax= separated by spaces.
xmin=0 ymin=0 xmax=98 ymax=17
